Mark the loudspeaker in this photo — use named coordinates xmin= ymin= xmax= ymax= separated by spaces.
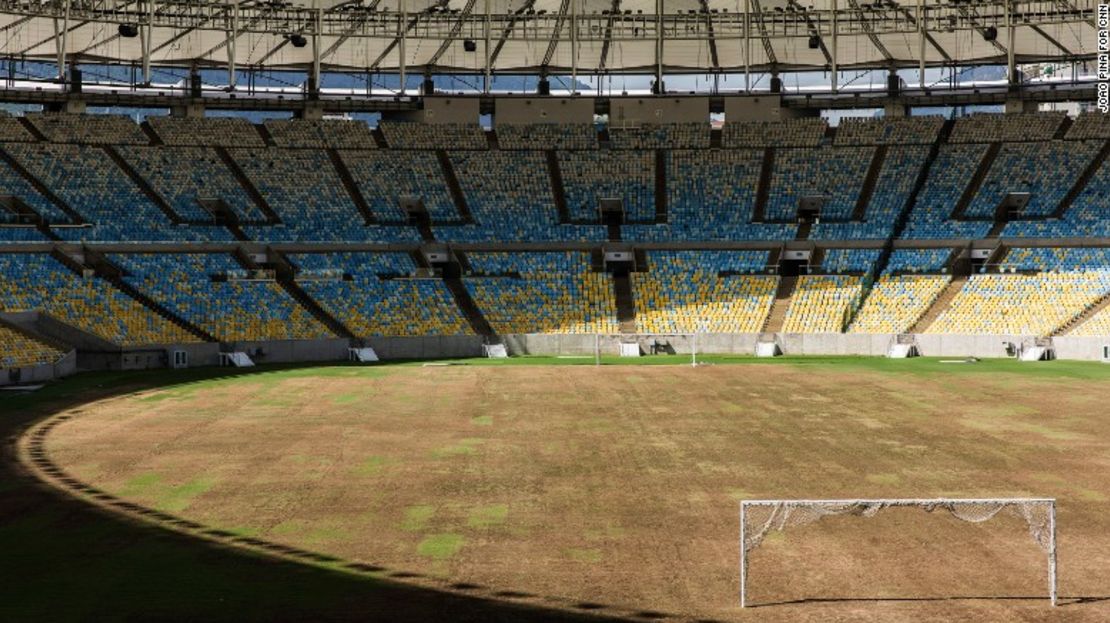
xmin=808 ymin=35 xmax=821 ymax=49
xmin=69 ymin=67 xmax=82 ymax=93
xmin=983 ymin=26 xmax=998 ymax=41
xmin=422 ymin=76 xmax=435 ymax=95
xmin=463 ymin=39 xmax=477 ymax=52
xmin=770 ymin=75 xmax=782 ymax=93
xmin=887 ymin=73 xmax=901 ymax=96
xmin=189 ymin=72 xmax=201 ymax=98
xmin=288 ymin=33 xmax=308 ymax=48
xmin=537 ymin=77 xmax=550 ymax=95
xmin=118 ymin=23 xmax=139 ymax=38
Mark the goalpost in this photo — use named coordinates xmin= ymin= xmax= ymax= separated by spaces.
xmin=739 ymin=498 xmax=1057 ymax=608
xmin=592 ymin=333 xmax=702 ymax=366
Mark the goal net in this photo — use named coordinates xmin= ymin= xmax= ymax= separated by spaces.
xmin=591 ymin=333 xmax=701 ymax=365
xmin=739 ymin=498 xmax=1057 ymax=607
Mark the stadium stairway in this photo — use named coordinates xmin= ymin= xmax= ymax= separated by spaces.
xmin=0 ymin=196 xmax=61 ymax=240
xmin=437 ymin=150 xmax=475 ymax=224
xmin=908 ymin=274 xmax=968 ymax=333
xmin=255 ymin=123 xmax=277 ymax=146
xmin=443 ymin=276 xmax=496 ymax=337
xmin=1052 ymin=138 xmax=1110 ymax=219
xmin=612 ymin=271 xmax=637 ymax=333
xmin=888 ymin=120 xmax=952 ymax=242
xmin=429 ymin=251 xmax=496 ymax=338
xmin=852 ymin=145 xmax=888 ymax=221
xmin=65 ymin=248 xmax=219 ymax=343
xmin=216 ymin=148 xmax=283 ymax=224
xmin=1053 ymin=290 xmax=1110 ymax=336
xmin=950 ymin=142 xmax=1002 ymax=220
xmin=761 ymin=275 xmax=797 ymax=333
xmin=654 ymin=149 xmax=667 ymax=224
xmin=752 ymin=147 xmax=774 ymax=222
xmin=16 ymin=116 xmax=45 ymax=140
xmin=0 ymin=147 xmax=85 ymax=225
xmin=103 ymin=146 xmax=186 ymax=225
xmin=257 ymin=250 xmax=357 ymax=340
xmin=545 ymin=151 xmax=572 ymax=224
xmin=328 ymin=149 xmax=377 ymax=224
xmin=138 ymin=121 xmax=163 ymax=145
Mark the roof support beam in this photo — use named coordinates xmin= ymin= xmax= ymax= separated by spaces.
xmin=426 ymin=0 xmax=478 ymax=69
xmin=1056 ymin=0 xmax=1096 ymax=29
xmin=795 ymin=2 xmax=832 ymax=67
xmin=846 ymin=0 xmax=893 ymax=64
xmin=489 ymin=0 xmax=537 ymax=69
xmin=319 ymin=0 xmax=384 ymax=63
xmin=141 ymin=0 xmax=153 ymax=84
xmin=743 ymin=0 xmax=750 ymax=91
xmin=369 ymin=0 xmax=450 ymax=91
xmin=149 ymin=8 xmax=227 ymax=57
xmin=1006 ymin=0 xmax=1015 ymax=85
xmin=750 ymin=0 xmax=777 ymax=67
xmin=896 ymin=3 xmax=953 ymax=64
xmin=311 ymin=4 xmax=321 ymax=95
xmin=655 ymin=0 xmax=663 ymax=91
xmin=483 ymin=0 xmax=491 ymax=93
xmin=399 ymin=1 xmax=407 ymax=94
xmin=541 ymin=0 xmax=569 ymax=68
xmin=698 ymin=0 xmax=720 ymax=71
xmin=53 ymin=0 xmax=70 ymax=81
xmin=831 ymin=0 xmax=838 ymax=93
xmin=598 ymin=0 xmax=621 ymax=72
xmin=571 ymin=0 xmax=578 ymax=88
xmin=955 ymin=6 xmax=1008 ymax=57
xmin=227 ymin=1 xmax=237 ymax=89
xmin=918 ymin=0 xmax=925 ymax=88
xmin=1028 ymin=24 xmax=1074 ymax=56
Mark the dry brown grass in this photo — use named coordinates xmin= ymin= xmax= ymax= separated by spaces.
xmin=40 ymin=363 xmax=1110 ymax=622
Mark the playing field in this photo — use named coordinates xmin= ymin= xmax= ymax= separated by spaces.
xmin=25 ymin=357 xmax=1110 ymax=622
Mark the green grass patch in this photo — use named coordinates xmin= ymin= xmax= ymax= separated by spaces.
xmin=331 ymin=392 xmax=365 ymax=406
xmin=565 ymin=548 xmax=602 ymax=563
xmin=432 ymin=438 xmax=484 ymax=458
xmin=416 ymin=533 xmax=464 ymax=560
xmin=400 ymin=505 xmax=435 ymax=532
xmin=471 ymin=415 xmax=493 ymax=426
xmin=155 ymin=477 xmax=218 ymax=513
xmin=467 ymin=504 xmax=508 ymax=528
xmin=354 ymin=455 xmax=388 ymax=476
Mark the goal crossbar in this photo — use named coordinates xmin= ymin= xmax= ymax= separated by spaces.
xmin=739 ymin=497 xmax=1057 ymax=607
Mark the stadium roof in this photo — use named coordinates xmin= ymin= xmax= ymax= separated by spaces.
xmin=0 ymin=0 xmax=1096 ymax=76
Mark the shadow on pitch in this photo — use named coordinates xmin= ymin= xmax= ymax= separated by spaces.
xmin=2 ymin=364 xmax=650 ymax=622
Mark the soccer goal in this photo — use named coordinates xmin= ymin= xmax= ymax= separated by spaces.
xmin=591 ymin=333 xmax=702 ymax=366
xmin=739 ymin=498 xmax=1057 ymax=607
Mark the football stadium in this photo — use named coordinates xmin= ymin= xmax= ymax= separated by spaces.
xmin=0 ymin=0 xmax=1108 ymax=620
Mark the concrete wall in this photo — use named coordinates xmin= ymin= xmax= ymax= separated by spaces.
xmin=366 ymin=335 xmax=484 ymax=360
xmin=225 ymin=338 xmax=351 ymax=365
xmin=504 ymin=333 xmax=1110 ymax=361
xmin=0 ymin=350 xmax=77 ymax=386
xmin=5 ymin=331 xmax=1107 ymax=387
xmin=609 ymin=97 xmax=709 ymax=125
xmin=391 ymin=97 xmax=480 ymax=124
xmin=723 ymin=96 xmax=813 ymax=123
xmin=495 ymin=98 xmax=594 ymax=125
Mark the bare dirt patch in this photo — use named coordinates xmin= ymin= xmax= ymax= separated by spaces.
xmin=41 ymin=363 xmax=1110 ymax=622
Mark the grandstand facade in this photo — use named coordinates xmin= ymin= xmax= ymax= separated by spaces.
xmin=1 ymin=106 xmax=1109 ymax=380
